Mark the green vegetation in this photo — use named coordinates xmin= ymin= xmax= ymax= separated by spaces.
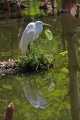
xmin=17 ymin=53 xmax=54 ymax=72
xmin=0 ymin=19 xmax=71 ymax=120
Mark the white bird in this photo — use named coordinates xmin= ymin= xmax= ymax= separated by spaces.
xmin=19 ymin=21 xmax=50 ymax=55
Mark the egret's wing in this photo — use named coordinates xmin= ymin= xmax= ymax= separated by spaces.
xmin=24 ymin=22 xmax=35 ymax=32
xmin=19 ymin=30 xmax=35 ymax=55
xmin=19 ymin=22 xmax=35 ymax=55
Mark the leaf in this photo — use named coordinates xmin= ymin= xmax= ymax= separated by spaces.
xmin=61 ymin=67 xmax=68 ymax=74
xmin=59 ymin=51 xmax=68 ymax=56
xmin=44 ymin=29 xmax=53 ymax=40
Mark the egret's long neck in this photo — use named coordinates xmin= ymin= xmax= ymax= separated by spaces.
xmin=35 ymin=24 xmax=43 ymax=33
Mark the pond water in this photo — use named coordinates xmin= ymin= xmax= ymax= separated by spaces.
xmin=0 ymin=17 xmax=71 ymax=120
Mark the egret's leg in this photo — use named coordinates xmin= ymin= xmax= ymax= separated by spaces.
xmin=25 ymin=43 xmax=31 ymax=56
xmin=28 ymin=43 xmax=31 ymax=52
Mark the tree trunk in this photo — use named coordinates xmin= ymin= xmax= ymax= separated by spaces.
xmin=62 ymin=0 xmax=76 ymax=9
xmin=50 ymin=0 xmax=54 ymax=15
xmin=16 ymin=0 xmax=21 ymax=17
xmin=4 ymin=0 xmax=11 ymax=17
xmin=67 ymin=34 xmax=80 ymax=120
xmin=61 ymin=1 xmax=80 ymax=119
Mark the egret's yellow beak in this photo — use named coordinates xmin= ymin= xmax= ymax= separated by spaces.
xmin=43 ymin=23 xmax=51 ymax=27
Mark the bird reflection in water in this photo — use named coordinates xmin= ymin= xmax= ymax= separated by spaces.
xmin=21 ymin=79 xmax=48 ymax=109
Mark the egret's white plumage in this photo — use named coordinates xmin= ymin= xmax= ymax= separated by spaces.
xmin=19 ymin=21 xmax=44 ymax=55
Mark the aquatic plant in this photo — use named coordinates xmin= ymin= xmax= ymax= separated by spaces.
xmin=17 ymin=53 xmax=54 ymax=72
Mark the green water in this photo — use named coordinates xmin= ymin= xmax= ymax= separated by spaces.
xmin=0 ymin=19 xmax=21 ymax=60
xmin=0 ymin=17 xmax=71 ymax=120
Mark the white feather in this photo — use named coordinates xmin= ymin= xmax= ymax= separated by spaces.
xmin=19 ymin=21 xmax=43 ymax=55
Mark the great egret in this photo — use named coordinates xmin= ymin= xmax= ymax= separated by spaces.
xmin=19 ymin=21 xmax=50 ymax=55
xmin=19 ymin=21 xmax=50 ymax=109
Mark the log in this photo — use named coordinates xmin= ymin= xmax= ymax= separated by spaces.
xmin=0 ymin=59 xmax=19 ymax=76
xmin=0 ymin=58 xmax=54 ymax=76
